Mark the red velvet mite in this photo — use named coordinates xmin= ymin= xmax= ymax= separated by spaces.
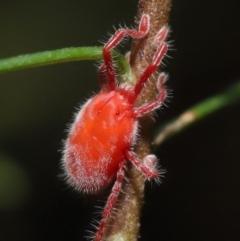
xmin=62 ymin=14 xmax=169 ymax=241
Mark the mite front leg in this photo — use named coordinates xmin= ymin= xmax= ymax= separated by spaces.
xmin=128 ymin=25 xmax=169 ymax=104
xmin=101 ymin=14 xmax=150 ymax=91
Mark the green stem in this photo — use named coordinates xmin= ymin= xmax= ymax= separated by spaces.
xmin=193 ymin=82 xmax=240 ymax=117
xmin=154 ymin=80 xmax=240 ymax=145
xmin=0 ymin=47 xmax=130 ymax=77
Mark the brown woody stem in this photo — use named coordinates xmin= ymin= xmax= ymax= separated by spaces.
xmin=103 ymin=0 xmax=172 ymax=240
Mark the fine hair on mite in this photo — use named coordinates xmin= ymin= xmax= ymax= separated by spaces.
xmin=61 ymin=13 xmax=169 ymax=241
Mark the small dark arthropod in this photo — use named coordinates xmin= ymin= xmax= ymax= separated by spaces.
xmin=62 ymin=14 xmax=169 ymax=241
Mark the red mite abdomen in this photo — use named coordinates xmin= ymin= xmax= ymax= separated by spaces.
xmin=63 ymin=90 xmax=137 ymax=193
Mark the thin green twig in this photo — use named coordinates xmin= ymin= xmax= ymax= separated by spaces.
xmin=154 ymin=80 xmax=240 ymax=145
xmin=0 ymin=47 xmax=130 ymax=78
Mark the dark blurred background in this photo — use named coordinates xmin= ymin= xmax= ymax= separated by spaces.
xmin=0 ymin=0 xmax=239 ymax=240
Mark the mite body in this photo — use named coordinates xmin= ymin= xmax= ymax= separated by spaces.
xmin=63 ymin=89 xmax=136 ymax=193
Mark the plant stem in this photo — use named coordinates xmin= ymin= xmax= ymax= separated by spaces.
xmin=0 ymin=47 xmax=130 ymax=77
xmin=154 ymin=80 xmax=240 ymax=145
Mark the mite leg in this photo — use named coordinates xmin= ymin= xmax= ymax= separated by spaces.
xmin=123 ymin=150 xmax=159 ymax=180
xmin=128 ymin=25 xmax=169 ymax=104
xmin=133 ymin=72 xmax=168 ymax=117
xmin=94 ymin=160 xmax=126 ymax=241
xmin=99 ymin=14 xmax=150 ymax=91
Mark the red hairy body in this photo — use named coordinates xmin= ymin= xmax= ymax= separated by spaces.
xmin=64 ymin=89 xmax=136 ymax=192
